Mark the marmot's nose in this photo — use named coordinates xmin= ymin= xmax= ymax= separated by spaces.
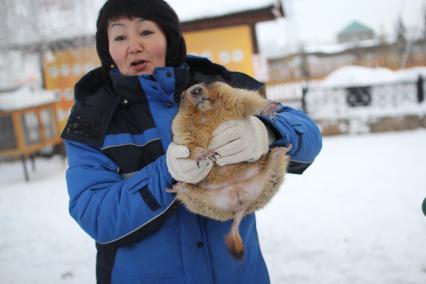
xmin=190 ymin=86 xmax=203 ymax=97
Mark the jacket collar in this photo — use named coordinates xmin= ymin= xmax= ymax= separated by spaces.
xmin=74 ymin=55 xmax=264 ymax=103
xmin=185 ymin=55 xmax=265 ymax=91
xmin=108 ymin=65 xmax=192 ymax=103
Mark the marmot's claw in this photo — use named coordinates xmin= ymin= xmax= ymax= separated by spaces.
xmin=210 ymin=152 xmax=221 ymax=162
xmin=260 ymin=102 xmax=280 ymax=117
xmin=196 ymin=149 xmax=219 ymax=164
xmin=195 ymin=158 xmax=202 ymax=168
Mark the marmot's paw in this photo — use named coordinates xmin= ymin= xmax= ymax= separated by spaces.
xmin=272 ymin=144 xmax=292 ymax=155
xmin=270 ymin=146 xmax=291 ymax=158
xmin=166 ymin=187 xmax=176 ymax=193
xmin=260 ymin=101 xmax=280 ymax=117
xmin=166 ymin=182 xmax=189 ymax=193
xmin=195 ymin=149 xmax=221 ymax=167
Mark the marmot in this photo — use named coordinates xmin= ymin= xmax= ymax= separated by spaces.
xmin=169 ymin=82 xmax=290 ymax=260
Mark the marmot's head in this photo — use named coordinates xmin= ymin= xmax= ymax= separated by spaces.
xmin=180 ymin=82 xmax=237 ymax=113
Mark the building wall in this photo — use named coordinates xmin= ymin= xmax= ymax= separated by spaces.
xmin=337 ymin=30 xmax=375 ymax=43
xmin=268 ymin=39 xmax=426 ymax=83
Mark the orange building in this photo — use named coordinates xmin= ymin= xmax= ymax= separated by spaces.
xmin=42 ymin=44 xmax=99 ymax=129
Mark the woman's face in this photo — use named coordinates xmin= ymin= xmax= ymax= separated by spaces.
xmin=108 ymin=18 xmax=167 ymax=76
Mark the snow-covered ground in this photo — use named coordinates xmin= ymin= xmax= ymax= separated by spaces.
xmin=0 ymin=130 xmax=425 ymax=284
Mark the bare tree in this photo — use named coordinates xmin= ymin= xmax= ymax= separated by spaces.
xmin=298 ymin=44 xmax=310 ymax=81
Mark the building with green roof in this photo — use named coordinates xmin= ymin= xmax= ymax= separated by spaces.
xmin=337 ymin=21 xmax=376 ymax=43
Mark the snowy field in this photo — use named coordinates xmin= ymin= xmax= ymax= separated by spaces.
xmin=0 ymin=130 xmax=425 ymax=284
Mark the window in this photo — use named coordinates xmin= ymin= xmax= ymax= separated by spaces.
xmin=346 ymin=86 xmax=371 ymax=107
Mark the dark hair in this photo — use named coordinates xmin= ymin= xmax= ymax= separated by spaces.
xmin=96 ymin=0 xmax=187 ymax=71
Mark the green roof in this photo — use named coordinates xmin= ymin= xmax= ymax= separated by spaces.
xmin=338 ymin=21 xmax=374 ymax=36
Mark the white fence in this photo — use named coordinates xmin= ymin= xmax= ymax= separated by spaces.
xmin=266 ymin=79 xmax=425 ymax=121
xmin=266 ymin=78 xmax=426 ymax=135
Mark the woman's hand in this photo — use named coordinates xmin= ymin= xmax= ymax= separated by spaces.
xmin=208 ymin=116 xmax=271 ymax=166
xmin=166 ymin=142 xmax=213 ymax=184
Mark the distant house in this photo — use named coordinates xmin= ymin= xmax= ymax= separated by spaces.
xmin=267 ymin=16 xmax=426 ymax=83
xmin=337 ymin=21 xmax=376 ymax=43
xmin=268 ymin=38 xmax=426 ymax=83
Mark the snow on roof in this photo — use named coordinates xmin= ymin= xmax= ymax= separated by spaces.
xmin=321 ymin=66 xmax=396 ymax=88
xmin=394 ymin=67 xmax=426 ymax=82
xmin=0 ymin=86 xmax=57 ymax=112
xmin=320 ymin=66 xmax=426 ymax=88
xmin=305 ymin=38 xmax=381 ymax=55
xmin=268 ymin=38 xmax=385 ymax=60
xmin=169 ymin=0 xmax=279 ymax=22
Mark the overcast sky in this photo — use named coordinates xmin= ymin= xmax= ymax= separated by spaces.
xmin=169 ymin=0 xmax=425 ymax=56
xmin=258 ymin=0 xmax=425 ymax=49
xmin=288 ymin=0 xmax=423 ymax=40
xmin=94 ymin=0 xmax=425 ymax=57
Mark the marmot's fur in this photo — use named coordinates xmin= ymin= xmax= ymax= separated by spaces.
xmin=169 ymin=82 xmax=290 ymax=260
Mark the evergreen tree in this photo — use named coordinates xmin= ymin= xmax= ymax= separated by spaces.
xmin=423 ymin=3 xmax=426 ymax=39
xmin=396 ymin=16 xmax=407 ymax=44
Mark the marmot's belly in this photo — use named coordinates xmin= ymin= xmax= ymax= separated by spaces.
xmin=200 ymin=166 xmax=267 ymax=212
xmin=172 ymin=147 xmax=289 ymax=221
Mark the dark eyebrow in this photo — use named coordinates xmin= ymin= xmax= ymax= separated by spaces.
xmin=109 ymin=18 xmax=146 ymax=29
xmin=109 ymin=22 xmax=124 ymax=29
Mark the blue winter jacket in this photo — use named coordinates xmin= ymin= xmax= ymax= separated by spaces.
xmin=62 ymin=56 xmax=322 ymax=284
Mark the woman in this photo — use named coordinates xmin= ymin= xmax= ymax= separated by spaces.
xmin=62 ymin=0 xmax=322 ymax=283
